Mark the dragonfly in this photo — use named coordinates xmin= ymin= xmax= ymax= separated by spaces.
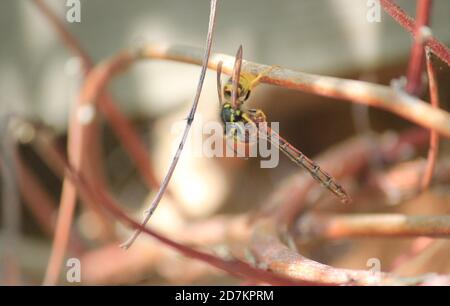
xmin=216 ymin=46 xmax=351 ymax=204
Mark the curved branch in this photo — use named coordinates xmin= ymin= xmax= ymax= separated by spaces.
xmin=139 ymin=44 xmax=450 ymax=139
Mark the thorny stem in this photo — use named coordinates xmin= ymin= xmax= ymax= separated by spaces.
xmin=120 ymin=0 xmax=219 ymax=249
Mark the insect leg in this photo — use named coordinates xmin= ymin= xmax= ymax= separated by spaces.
xmin=249 ymin=65 xmax=280 ymax=90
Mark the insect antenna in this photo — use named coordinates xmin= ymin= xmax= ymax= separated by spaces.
xmin=231 ymin=45 xmax=243 ymax=109
xmin=120 ymin=0 xmax=219 ymax=249
xmin=217 ymin=61 xmax=224 ymax=105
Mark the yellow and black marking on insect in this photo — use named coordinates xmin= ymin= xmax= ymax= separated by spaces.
xmin=216 ymin=46 xmax=351 ymax=204
xmin=217 ymin=46 xmax=271 ymax=142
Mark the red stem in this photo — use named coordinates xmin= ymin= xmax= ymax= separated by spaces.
xmin=421 ymin=48 xmax=440 ymax=190
xmin=405 ymin=0 xmax=433 ymax=95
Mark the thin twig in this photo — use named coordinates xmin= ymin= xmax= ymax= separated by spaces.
xmin=421 ymin=48 xmax=440 ymax=191
xmin=121 ymin=0 xmax=219 ymax=249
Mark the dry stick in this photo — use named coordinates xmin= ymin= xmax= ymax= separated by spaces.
xmin=121 ymin=0 xmax=219 ymax=249
xmin=138 ymin=44 xmax=450 ymax=138
xmin=405 ymin=0 xmax=433 ymax=95
xmin=421 ymin=48 xmax=440 ymax=190
xmin=295 ymin=213 xmax=450 ymax=240
xmin=380 ymin=0 xmax=450 ymax=67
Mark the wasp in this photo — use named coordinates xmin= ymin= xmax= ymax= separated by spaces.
xmin=216 ymin=46 xmax=351 ymax=204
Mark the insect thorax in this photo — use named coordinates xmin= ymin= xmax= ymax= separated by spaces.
xmin=220 ymin=103 xmax=242 ymax=124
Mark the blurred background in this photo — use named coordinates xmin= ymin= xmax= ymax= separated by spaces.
xmin=0 ymin=0 xmax=450 ymax=285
